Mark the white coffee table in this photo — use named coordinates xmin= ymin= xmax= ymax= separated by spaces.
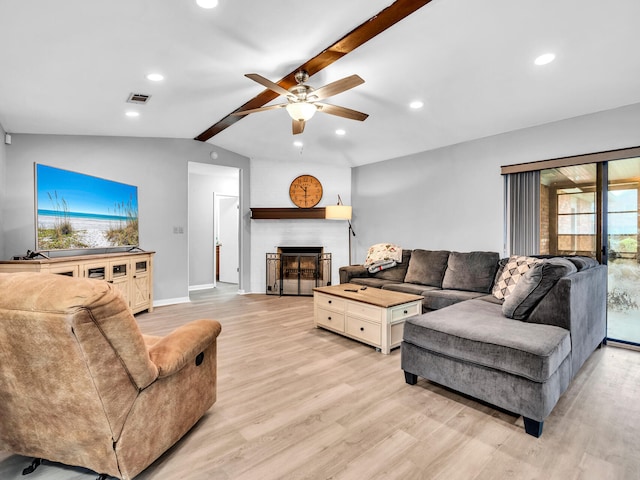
xmin=313 ymin=284 xmax=423 ymax=354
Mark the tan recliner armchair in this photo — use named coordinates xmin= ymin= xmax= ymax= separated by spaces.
xmin=0 ymin=272 xmax=221 ymax=479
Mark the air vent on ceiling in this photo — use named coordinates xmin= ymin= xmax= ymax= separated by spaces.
xmin=126 ymin=93 xmax=151 ymax=104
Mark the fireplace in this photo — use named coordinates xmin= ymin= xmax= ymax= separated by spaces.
xmin=266 ymin=247 xmax=331 ymax=296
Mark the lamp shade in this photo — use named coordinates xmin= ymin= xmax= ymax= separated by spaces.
xmin=325 ymin=205 xmax=352 ymax=220
xmin=286 ymin=102 xmax=317 ymax=121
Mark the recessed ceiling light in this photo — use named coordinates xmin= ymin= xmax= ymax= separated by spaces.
xmin=409 ymin=100 xmax=424 ymax=109
xmin=196 ymin=0 xmax=218 ymax=8
xmin=534 ymin=53 xmax=556 ymax=66
xmin=293 ymin=141 xmax=303 ymax=147
xmin=146 ymin=73 xmax=164 ymax=82
xmin=335 ymin=129 xmax=346 ymax=136
xmin=125 ymin=111 xmax=140 ymax=117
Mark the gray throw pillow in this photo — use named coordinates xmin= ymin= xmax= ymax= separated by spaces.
xmin=404 ymin=250 xmax=450 ymax=287
xmin=503 ymin=258 xmax=577 ymax=320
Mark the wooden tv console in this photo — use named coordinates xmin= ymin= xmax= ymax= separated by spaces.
xmin=0 ymin=251 xmax=154 ymax=314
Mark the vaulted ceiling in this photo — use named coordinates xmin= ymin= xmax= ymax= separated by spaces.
xmin=1 ymin=0 xmax=639 ymax=167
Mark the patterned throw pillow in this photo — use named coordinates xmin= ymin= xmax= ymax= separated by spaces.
xmin=492 ymin=255 xmax=541 ymax=300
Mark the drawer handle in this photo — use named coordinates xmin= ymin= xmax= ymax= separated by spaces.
xmin=404 ymin=310 xmax=408 ymax=314
xmin=328 ymin=300 xmax=332 ymax=304
xmin=328 ymin=316 xmax=332 ymax=320
xmin=360 ymin=327 xmax=364 ymax=332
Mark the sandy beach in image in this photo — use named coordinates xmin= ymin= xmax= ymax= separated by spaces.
xmin=38 ymin=215 xmax=127 ymax=248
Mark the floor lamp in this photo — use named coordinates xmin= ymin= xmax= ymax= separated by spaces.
xmin=325 ymin=195 xmax=356 ymax=265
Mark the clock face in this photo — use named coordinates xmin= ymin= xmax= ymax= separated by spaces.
xmin=289 ymin=175 xmax=323 ymax=208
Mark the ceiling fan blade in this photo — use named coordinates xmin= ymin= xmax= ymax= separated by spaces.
xmin=315 ymin=102 xmax=369 ymax=121
xmin=231 ymin=103 xmax=287 ymax=116
xmin=310 ymin=75 xmax=364 ymax=101
xmin=292 ymin=119 xmax=305 ymax=135
xmin=245 ymin=73 xmax=293 ymax=98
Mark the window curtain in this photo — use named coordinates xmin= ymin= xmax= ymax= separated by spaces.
xmin=507 ymin=171 xmax=540 ymax=256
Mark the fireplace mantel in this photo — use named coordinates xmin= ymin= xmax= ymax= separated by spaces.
xmin=251 ymin=207 xmax=326 ymax=220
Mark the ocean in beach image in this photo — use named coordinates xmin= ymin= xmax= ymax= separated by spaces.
xmin=35 ymin=164 xmax=139 ymax=250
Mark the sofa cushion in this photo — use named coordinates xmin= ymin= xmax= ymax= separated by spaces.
xmin=349 ymin=277 xmax=399 ymax=288
xmin=492 ymin=255 xmax=541 ymax=300
xmin=420 ymin=289 xmax=485 ymax=311
xmin=441 ymin=251 xmax=499 ymax=293
xmin=503 ymin=258 xmax=577 ymax=320
xmin=371 ymin=249 xmax=412 ymax=282
xmin=382 ymin=283 xmax=438 ymax=295
xmin=404 ymin=249 xmax=450 ymax=287
xmin=566 ymin=256 xmax=599 ymax=271
xmin=403 ymin=299 xmax=571 ymax=382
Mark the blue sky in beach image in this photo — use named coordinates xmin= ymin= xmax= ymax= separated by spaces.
xmin=36 ymin=164 xmax=138 ymax=220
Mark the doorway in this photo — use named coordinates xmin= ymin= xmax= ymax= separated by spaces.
xmin=188 ymin=163 xmax=240 ymax=291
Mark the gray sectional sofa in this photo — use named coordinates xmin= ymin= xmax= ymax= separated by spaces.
xmin=339 ymin=250 xmax=607 ymax=437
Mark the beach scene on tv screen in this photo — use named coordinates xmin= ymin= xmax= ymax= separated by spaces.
xmin=36 ymin=164 xmax=139 ymax=250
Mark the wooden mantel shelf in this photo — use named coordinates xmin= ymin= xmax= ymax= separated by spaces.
xmin=251 ymin=207 xmax=326 ymax=220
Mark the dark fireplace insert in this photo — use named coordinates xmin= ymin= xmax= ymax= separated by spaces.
xmin=266 ymin=247 xmax=331 ymax=296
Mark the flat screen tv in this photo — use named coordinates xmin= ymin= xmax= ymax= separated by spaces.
xmin=35 ymin=164 xmax=139 ymax=251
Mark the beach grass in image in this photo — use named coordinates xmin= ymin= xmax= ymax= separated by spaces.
xmin=37 ymin=191 xmax=89 ymax=249
xmin=106 ymin=197 xmax=139 ymax=246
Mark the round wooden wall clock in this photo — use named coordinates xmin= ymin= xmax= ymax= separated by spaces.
xmin=289 ymin=174 xmax=323 ymax=208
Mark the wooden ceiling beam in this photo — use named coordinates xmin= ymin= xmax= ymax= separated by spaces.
xmin=195 ymin=0 xmax=433 ymax=142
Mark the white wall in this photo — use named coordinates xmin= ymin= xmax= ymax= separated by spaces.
xmin=249 ymin=158 xmax=352 ymax=293
xmin=3 ymin=134 xmax=250 ymax=304
xmin=188 ymin=163 xmax=239 ymax=289
xmin=352 ymin=102 xmax=640 ymax=261
xmin=0 ymin=122 xmax=6 ymax=260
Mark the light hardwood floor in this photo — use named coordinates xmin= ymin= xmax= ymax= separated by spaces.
xmin=2 ymin=284 xmax=640 ymax=480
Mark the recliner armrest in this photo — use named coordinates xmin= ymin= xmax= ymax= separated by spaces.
xmin=148 ymin=319 xmax=222 ymax=378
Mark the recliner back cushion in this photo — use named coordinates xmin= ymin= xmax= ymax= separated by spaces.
xmin=404 ymin=250 xmax=450 ymax=287
xmin=441 ymin=251 xmax=500 ymax=293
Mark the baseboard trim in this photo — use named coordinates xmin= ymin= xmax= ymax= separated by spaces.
xmin=189 ymin=283 xmax=215 ymax=292
xmin=153 ymin=296 xmax=191 ymax=308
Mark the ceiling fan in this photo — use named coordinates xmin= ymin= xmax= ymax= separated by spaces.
xmin=232 ymin=70 xmax=369 ymax=134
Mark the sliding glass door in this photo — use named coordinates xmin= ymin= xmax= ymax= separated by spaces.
xmin=539 ymin=158 xmax=640 ymax=346
xmin=607 ymin=158 xmax=640 ymax=345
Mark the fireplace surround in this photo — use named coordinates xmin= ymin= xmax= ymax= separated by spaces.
xmin=266 ymin=247 xmax=331 ymax=296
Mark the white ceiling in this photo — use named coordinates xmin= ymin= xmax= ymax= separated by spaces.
xmin=1 ymin=0 xmax=639 ymax=167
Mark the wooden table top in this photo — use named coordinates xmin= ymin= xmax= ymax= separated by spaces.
xmin=313 ymin=284 xmax=423 ymax=308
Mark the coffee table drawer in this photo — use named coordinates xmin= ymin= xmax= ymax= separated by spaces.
xmin=346 ymin=317 xmax=381 ymax=345
xmin=346 ymin=301 xmax=381 ymax=323
xmin=316 ymin=307 xmax=345 ymax=332
xmin=390 ymin=301 xmax=421 ymax=321
xmin=315 ymin=293 xmax=346 ymax=312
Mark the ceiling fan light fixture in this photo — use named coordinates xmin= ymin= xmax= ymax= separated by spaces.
xmin=286 ymin=102 xmax=317 ymax=122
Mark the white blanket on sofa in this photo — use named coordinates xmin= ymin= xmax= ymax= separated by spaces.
xmin=364 ymin=243 xmax=403 ymax=267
